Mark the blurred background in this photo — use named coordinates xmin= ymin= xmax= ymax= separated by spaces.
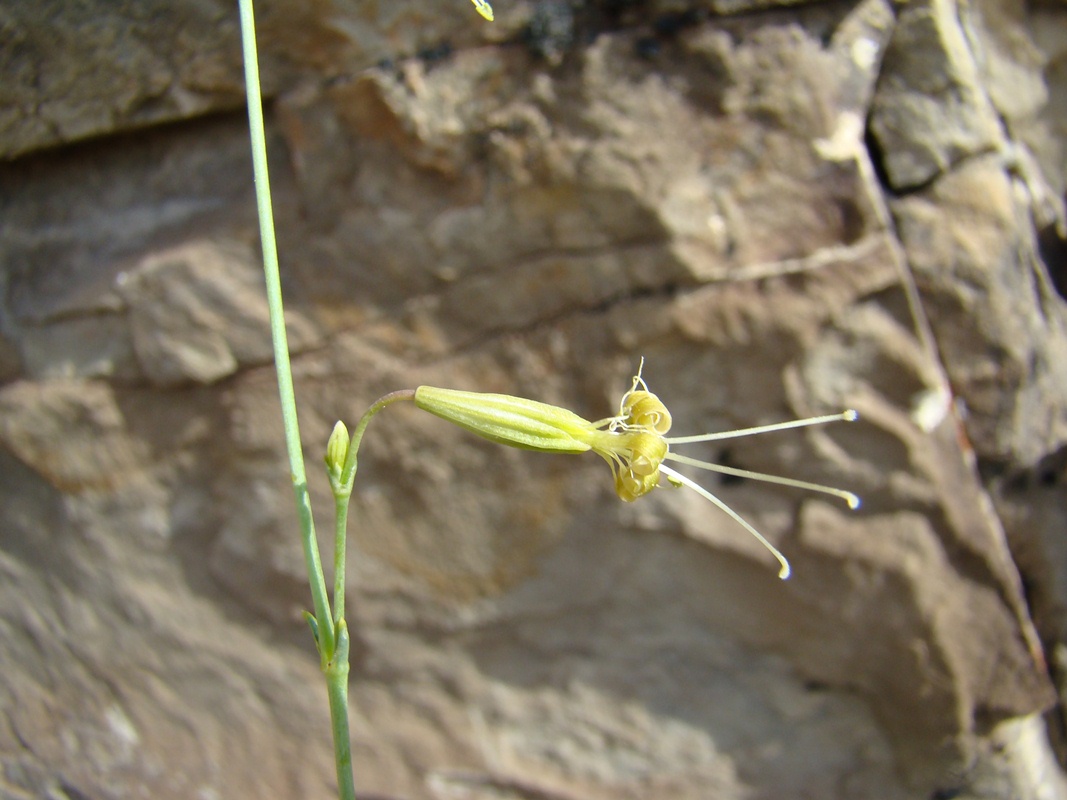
xmin=2 ymin=0 xmax=1066 ymax=797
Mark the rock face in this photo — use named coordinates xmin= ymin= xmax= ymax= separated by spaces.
xmin=2 ymin=0 xmax=1067 ymax=798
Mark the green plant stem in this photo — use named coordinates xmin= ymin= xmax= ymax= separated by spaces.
xmin=332 ymin=494 xmax=351 ymax=625
xmin=237 ymin=0 xmax=332 ymax=657
xmin=325 ymin=391 xmax=414 ymax=800
xmin=326 ymin=620 xmax=355 ymax=800
xmin=237 ymin=1 xmax=351 ymax=797
xmin=332 ymin=390 xmax=416 ymax=624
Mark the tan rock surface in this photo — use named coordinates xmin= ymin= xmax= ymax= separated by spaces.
xmin=2 ymin=0 xmax=1066 ymax=798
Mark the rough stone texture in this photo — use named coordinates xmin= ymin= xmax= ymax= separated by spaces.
xmin=891 ymin=155 xmax=1067 ymax=466
xmin=0 ymin=0 xmax=248 ymax=159
xmin=2 ymin=0 xmax=1067 ymax=799
xmin=0 ymin=0 xmax=519 ymax=160
xmin=868 ymin=0 xmax=1003 ymax=190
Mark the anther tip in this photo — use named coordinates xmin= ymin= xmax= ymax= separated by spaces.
xmin=846 ymin=493 xmax=862 ymax=510
xmin=843 ymin=409 xmax=859 ymax=422
xmin=778 ymin=563 xmax=792 ymax=580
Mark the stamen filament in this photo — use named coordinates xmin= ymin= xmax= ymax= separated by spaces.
xmin=665 ymin=410 xmax=858 ymax=444
xmin=660 ymin=465 xmax=791 ymax=579
xmin=664 ymin=453 xmax=861 ymax=509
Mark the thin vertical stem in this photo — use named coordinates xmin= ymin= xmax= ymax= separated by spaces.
xmin=237 ymin=0 xmax=332 ymax=655
xmin=237 ymin=2 xmax=351 ymax=798
xmin=332 ymin=494 xmax=350 ymax=624
xmin=326 ymin=621 xmax=356 ymax=800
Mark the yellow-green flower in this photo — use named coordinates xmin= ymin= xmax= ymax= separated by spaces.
xmin=414 ymin=362 xmax=859 ymax=579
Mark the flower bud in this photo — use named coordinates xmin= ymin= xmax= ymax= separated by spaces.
xmin=414 ymin=386 xmax=595 ymax=454
xmin=325 ymin=420 xmax=350 ymax=480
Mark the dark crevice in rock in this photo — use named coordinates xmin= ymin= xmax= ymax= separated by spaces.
xmin=976 ymin=454 xmax=1014 ymax=486
xmin=712 ymin=448 xmax=746 ymax=486
xmin=525 ymin=0 xmax=580 ymax=63
xmin=589 ymin=276 xmax=682 ymax=312
xmin=441 ymin=275 xmax=684 ymax=358
xmin=862 ymin=114 xmax=894 ymax=194
xmin=864 ymin=140 xmax=1004 ymax=199
xmin=929 ymin=784 xmax=965 ymax=800
xmin=991 ymin=444 xmax=1067 ymax=764
xmin=1037 ymin=217 xmax=1067 ymax=302
xmin=1037 ymin=449 xmax=1067 ymax=489
xmin=518 ymin=0 xmax=713 ymax=65
xmin=56 ymin=781 xmax=95 ymax=800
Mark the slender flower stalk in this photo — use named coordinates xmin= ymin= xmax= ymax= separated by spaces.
xmin=415 ymin=361 xmax=859 ymax=579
